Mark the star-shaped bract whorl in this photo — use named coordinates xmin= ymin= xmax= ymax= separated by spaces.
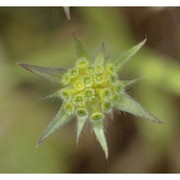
xmin=18 ymin=36 xmax=162 ymax=159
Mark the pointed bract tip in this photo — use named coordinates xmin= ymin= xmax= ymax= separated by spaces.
xmin=17 ymin=63 xmax=31 ymax=71
xmin=18 ymin=63 xmax=32 ymax=72
xmin=76 ymin=136 xmax=80 ymax=145
xmin=144 ymin=33 xmax=148 ymax=40
xmin=105 ymin=152 xmax=109 ymax=159
xmin=122 ymin=78 xmax=144 ymax=88
xmin=63 ymin=7 xmax=70 ymax=20
xmin=141 ymin=38 xmax=147 ymax=45
xmin=158 ymin=119 xmax=164 ymax=124
xmin=150 ymin=113 xmax=163 ymax=124
xmin=36 ymin=137 xmax=44 ymax=149
xmin=76 ymin=132 xmax=79 ymax=144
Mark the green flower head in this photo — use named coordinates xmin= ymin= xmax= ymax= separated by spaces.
xmin=18 ymin=36 xmax=162 ymax=159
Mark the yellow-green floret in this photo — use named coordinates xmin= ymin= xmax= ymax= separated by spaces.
xmin=61 ymin=58 xmax=121 ymax=119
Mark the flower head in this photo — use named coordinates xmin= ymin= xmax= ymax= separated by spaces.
xmin=18 ymin=36 xmax=162 ymax=159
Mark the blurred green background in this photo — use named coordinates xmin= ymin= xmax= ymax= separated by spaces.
xmin=0 ymin=7 xmax=180 ymax=173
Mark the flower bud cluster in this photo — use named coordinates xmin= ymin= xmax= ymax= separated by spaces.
xmin=61 ymin=58 xmax=122 ymax=121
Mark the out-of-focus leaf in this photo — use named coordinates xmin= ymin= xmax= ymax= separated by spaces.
xmin=91 ymin=119 xmax=108 ymax=159
xmin=94 ymin=43 xmax=105 ymax=66
xmin=134 ymin=53 xmax=180 ymax=96
xmin=37 ymin=108 xmax=72 ymax=147
xmin=18 ymin=63 xmax=66 ymax=83
xmin=109 ymin=39 xmax=146 ymax=71
xmin=114 ymin=92 xmax=163 ymax=124
xmin=73 ymin=36 xmax=90 ymax=60
xmin=63 ymin=7 xmax=70 ymax=20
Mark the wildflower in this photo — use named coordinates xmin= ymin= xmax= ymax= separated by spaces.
xmin=18 ymin=36 xmax=162 ymax=159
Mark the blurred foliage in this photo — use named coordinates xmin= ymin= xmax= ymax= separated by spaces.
xmin=0 ymin=7 xmax=180 ymax=172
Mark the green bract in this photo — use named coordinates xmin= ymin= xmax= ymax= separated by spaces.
xmin=18 ymin=36 xmax=162 ymax=159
